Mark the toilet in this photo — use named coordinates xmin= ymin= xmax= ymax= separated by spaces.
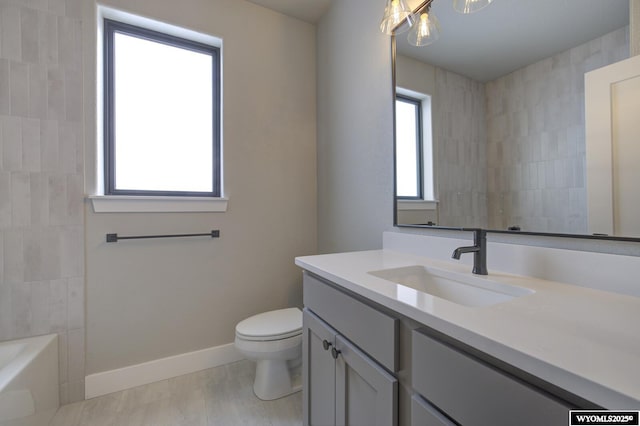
xmin=234 ymin=307 xmax=303 ymax=400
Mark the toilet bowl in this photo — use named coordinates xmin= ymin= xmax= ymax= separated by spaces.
xmin=234 ymin=307 xmax=303 ymax=400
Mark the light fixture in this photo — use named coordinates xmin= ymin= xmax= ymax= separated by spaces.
xmin=453 ymin=0 xmax=493 ymax=14
xmin=380 ymin=0 xmax=493 ymax=47
xmin=380 ymin=0 xmax=415 ymax=35
xmin=407 ymin=10 xmax=441 ymax=46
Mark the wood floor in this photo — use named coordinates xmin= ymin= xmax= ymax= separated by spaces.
xmin=50 ymin=360 xmax=302 ymax=426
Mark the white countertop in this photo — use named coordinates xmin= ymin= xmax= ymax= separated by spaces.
xmin=295 ymin=249 xmax=640 ymax=409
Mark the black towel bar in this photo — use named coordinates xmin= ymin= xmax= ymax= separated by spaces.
xmin=106 ymin=230 xmax=220 ymax=243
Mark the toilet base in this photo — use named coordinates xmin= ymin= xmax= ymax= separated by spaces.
xmin=253 ymin=359 xmax=302 ymax=401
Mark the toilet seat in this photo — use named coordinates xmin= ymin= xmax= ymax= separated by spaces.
xmin=235 ymin=307 xmax=302 ymax=342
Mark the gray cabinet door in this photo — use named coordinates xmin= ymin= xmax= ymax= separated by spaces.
xmin=335 ymin=335 xmax=398 ymax=426
xmin=411 ymin=395 xmax=455 ymax=426
xmin=303 ymin=309 xmax=338 ymax=426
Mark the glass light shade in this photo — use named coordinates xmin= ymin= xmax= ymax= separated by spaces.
xmin=453 ymin=0 xmax=493 ymax=14
xmin=407 ymin=12 xmax=440 ymax=46
xmin=380 ymin=0 xmax=415 ymax=35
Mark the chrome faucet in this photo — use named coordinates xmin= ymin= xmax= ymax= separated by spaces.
xmin=452 ymin=229 xmax=488 ymax=275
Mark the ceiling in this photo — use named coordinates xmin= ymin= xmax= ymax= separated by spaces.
xmin=246 ymin=0 xmax=629 ymax=82
xmin=246 ymin=0 xmax=333 ymax=23
xmin=397 ymin=0 xmax=630 ymax=82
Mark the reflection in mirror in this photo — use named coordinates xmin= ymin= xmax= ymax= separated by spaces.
xmin=393 ymin=0 xmax=631 ymax=236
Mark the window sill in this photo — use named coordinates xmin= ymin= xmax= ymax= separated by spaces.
xmin=396 ymin=200 xmax=438 ymax=211
xmin=89 ymin=195 xmax=228 ymax=213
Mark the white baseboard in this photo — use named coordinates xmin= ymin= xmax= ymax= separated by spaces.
xmin=85 ymin=343 xmax=243 ymax=399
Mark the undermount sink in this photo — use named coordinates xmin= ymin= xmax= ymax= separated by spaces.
xmin=368 ymin=265 xmax=534 ymax=307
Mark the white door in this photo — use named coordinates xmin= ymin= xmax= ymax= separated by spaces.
xmin=611 ymin=75 xmax=640 ymax=236
xmin=585 ymin=55 xmax=640 ymax=237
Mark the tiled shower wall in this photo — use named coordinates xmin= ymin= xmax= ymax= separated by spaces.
xmin=434 ymin=67 xmax=488 ymax=228
xmin=485 ymin=27 xmax=629 ymax=233
xmin=0 ymin=0 xmax=85 ymax=403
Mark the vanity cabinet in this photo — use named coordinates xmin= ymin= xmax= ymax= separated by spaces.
xmin=302 ymin=271 xmax=585 ymax=426
xmin=302 ymin=272 xmax=399 ymax=426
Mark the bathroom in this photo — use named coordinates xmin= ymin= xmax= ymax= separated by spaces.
xmin=0 ymin=0 xmax=639 ymax=424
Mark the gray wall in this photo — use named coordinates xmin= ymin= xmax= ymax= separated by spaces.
xmin=0 ymin=0 xmax=85 ymax=403
xmin=83 ymin=0 xmax=317 ymax=375
xmin=316 ymin=0 xmax=394 ymax=253
xmin=486 ymin=26 xmax=629 ymax=233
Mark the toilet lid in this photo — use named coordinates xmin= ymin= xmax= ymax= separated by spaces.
xmin=236 ymin=308 xmax=302 ymax=341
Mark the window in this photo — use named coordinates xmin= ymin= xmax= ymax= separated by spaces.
xmin=104 ymin=19 xmax=221 ymax=197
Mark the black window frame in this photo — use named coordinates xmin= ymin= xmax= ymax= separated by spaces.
xmin=103 ymin=18 xmax=221 ymax=197
xmin=395 ymin=94 xmax=424 ymax=200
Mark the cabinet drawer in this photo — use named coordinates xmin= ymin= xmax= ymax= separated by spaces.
xmin=412 ymin=328 xmax=571 ymax=426
xmin=411 ymin=394 xmax=455 ymax=426
xmin=303 ymin=272 xmax=398 ymax=372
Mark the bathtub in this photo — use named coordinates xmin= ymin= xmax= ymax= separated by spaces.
xmin=0 ymin=335 xmax=59 ymax=426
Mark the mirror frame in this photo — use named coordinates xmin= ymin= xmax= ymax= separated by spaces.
xmin=390 ymin=28 xmax=640 ymax=243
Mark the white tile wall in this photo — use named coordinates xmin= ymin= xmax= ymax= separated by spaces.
xmin=486 ymin=27 xmax=629 ymax=233
xmin=0 ymin=59 xmax=10 ymax=113
xmin=433 ymin=67 xmax=488 ymax=227
xmin=0 ymin=0 xmax=85 ymax=404
xmin=429 ymin=27 xmax=629 ymax=232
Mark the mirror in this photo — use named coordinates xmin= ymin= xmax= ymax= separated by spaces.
xmin=393 ymin=0 xmax=635 ymax=238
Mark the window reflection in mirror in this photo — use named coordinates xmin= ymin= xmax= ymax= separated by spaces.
xmin=395 ymin=95 xmax=423 ymax=199
xmin=395 ymin=88 xmax=437 ymax=225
